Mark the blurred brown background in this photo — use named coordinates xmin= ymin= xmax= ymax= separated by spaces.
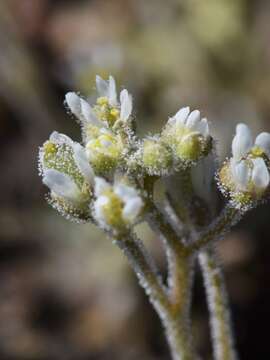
xmin=1 ymin=0 xmax=270 ymax=359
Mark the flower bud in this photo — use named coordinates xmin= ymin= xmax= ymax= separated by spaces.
xmin=218 ymin=124 xmax=270 ymax=210
xmin=39 ymin=132 xmax=95 ymax=221
xmin=141 ymin=138 xmax=173 ymax=175
xmin=85 ymin=131 xmax=124 ymax=173
xmin=162 ymin=107 xmax=212 ymax=165
xmin=65 ymin=76 xmax=133 ymax=141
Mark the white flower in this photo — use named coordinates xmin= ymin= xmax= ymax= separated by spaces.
xmin=168 ymin=107 xmax=209 ymax=137
xmin=219 ymin=123 xmax=270 ymax=208
xmin=46 ymin=131 xmax=95 ymax=187
xmin=39 ymin=131 xmax=96 ymax=220
xmin=231 ymin=123 xmax=270 ymax=160
xmin=230 ymin=157 xmax=270 ymax=193
xmin=229 ymin=123 xmax=270 ymax=192
xmin=162 ymin=106 xmax=211 ymax=163
xmin=65 ymin=76 xmax=133 ymax=134
xmin=93 ymin=177 xmax=143 ymax=229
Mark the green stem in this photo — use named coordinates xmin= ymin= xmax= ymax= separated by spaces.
xmin=114 ymin=232 xmax=168 ymax=313
xmin=115 ymin=231 xmax=195 ymax=360
xmin=186 ymin=206 xmax=240 ymax=254
xmin=199 ymin=248 xmax=238 ymax=360
xmin=163 ymin=312 xmax=195 ymax=360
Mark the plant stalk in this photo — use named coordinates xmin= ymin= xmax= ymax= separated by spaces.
xmin=199 ymin=248 xmax=238 ymax=360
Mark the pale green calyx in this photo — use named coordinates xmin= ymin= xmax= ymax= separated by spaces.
xmin=162 ymin=107 xmax=212 ymax=164
xmin=140 ymin=137 xmax=173 ymax=175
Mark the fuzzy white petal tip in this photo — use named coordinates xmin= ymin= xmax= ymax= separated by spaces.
xmin=108 ymin=75 xmax=117 ymax=106
xmin=252 ymin=158 xmax=270 ymax=190
xmin=232 ymin=123 xmax=253 ymax=159
xmin=174 ymin=106 xmax=190 ymax=126
xmin=65 ymin=92 xmax=81 ymax=117
xmin=123 ymin=197 xmax=143 ymax=221
xmin=94 ymin=177 xmax=111 ymax=197
xmin=255 ymin=132 xmax=270 ymax=156
xmin=231 ymin=159 xmax=250 ymax=190
xmin=120 ymin=89 xmax=132 ymax=121
xmin=96 ymin=75 xmax=109 ymax=97
xmin=73 ymin=143 xmax=95 ymax=185
xmin=43 ymin=169 xmax=80 ymax=202
xmin=186 ymin=110 xmax=200 ymax=129
xmin=114 ymin=183 xmax=138 ymax=202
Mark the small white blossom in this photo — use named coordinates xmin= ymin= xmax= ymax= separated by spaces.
xmin=65 ymin=76 xmax=133 ymax=136
xmin=219 ymin=123 xmax=270 ymax=208
xmin=230 ymin=123 xmax=270 ymax=193
xmin=168 ymin=107 xmax=209 ymax=137
xmin=163 ymin=106 xmax=211 ymax=163
xmin=39 ymin=131 xmax=95 ymax=220
xmin=93 ymin=177 xmax=144 ymax=230
xmin=230 ymin=157 xmax=270 ymax=193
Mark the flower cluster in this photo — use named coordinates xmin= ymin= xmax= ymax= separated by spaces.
xmin=39 ymin=75 xmax=270 ymax=231
xmin=162 ymin=106 xmax=212 ymax=164
xmin=218 ymin=123 xmax=270 ymax=210
xmin=65 ymin=76 xmax=133 ymax=174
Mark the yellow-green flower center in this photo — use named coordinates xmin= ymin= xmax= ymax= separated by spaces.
xmin=102 ymin=190 xmax=125 ymax=228
xmin=95 ymin=96 xmax=120 ymax=126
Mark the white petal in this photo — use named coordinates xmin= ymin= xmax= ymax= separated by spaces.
xmin=231 ymin=159 xmax=250 ymax=190
xmin=96 ymin=75 xmax=109 ymax=97
xmin=49 ymin=131 xmax=73 ymax=146
xmin=174 ymin=106 xmax=190 ymax=126
xmin=108 ymin=76 xmax=118 ymax=106
xmin=94 ymin=196 xmax=109 ymax=224
xmin=255 ymin=132 xmax=270 ymax=156
xmin=114 ymin=184 xmax=138 ymax=202
xmin=80 ymin=98 xmax=103 ymax=127
xmin=186 ymin=110 xmax=201 ymax=130
xmin=232 ymin=123 xmax=253 ymax=159
xmin=43 ymin=169 xmax=80 ymax=202
xmin=122 ymin=197 xmax=143 ymax=222
xmin=73 ymin=143 xmax=95 ymax=185
xmin=197 ymin=118 xmax=209 ymax=137
xmin=251 ymin=158 xmax=270 ymax=189
xmin=94 ymin=177 xmax=111 ymax=197
xmin=65 ymin=92 xmax=82 ymax=119
xmin=120 ymin=89 xmax=132 ymax=121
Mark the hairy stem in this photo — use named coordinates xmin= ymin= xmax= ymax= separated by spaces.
xmin=115 ymin=231 xmax=195 ymax=359
xmin=199 ymin=248 xmax=238 ymax=360
xmin=114 ymin=232 xmax=168 ymax=314
xmin=187 ymin=206 xmax=240 ymax=254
